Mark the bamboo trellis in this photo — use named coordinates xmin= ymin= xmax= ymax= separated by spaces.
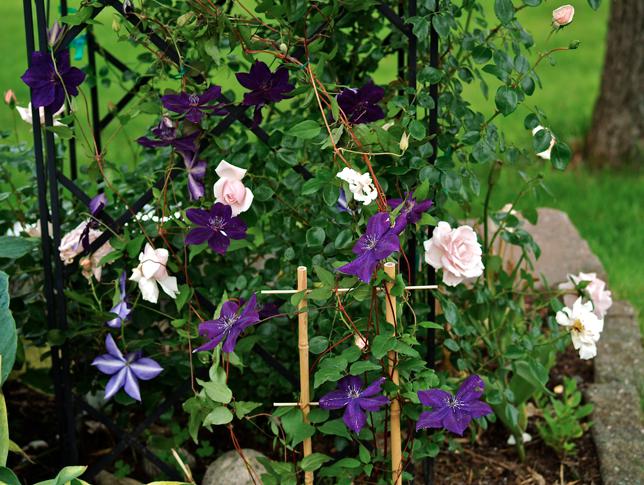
xmin=264 ymin=262 xmax=435 ymax=484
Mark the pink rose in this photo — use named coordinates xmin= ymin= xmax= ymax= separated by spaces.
xmin=552 ymin=5 xmax=574 ymax=28
xmin=424 ymin=222 xmax=484 ymax=286
xmin=213 ymin=160 xmax=254 ymax=216
xmin=559 ymin=272 xmax=612 ymax=318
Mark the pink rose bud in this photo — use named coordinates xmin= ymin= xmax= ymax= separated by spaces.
xmin=552 ymin=5 xmax=574 ymax=28
xmin=213 ymin=160 xmax=254 ymax=216
xmin=4 ymin=90 xmax=16 ymax=106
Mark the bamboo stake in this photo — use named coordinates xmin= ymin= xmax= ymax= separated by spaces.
xmin=297 ymin=266 xmax=314 ymax=485
xmin=384 ymin=262 xmax=402 ymax=485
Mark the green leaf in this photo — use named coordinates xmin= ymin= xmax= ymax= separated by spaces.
xmin=281 ymin=408 xmax=315 ymax=446
xmin=523 ymin=113 xmax=539 ymax=130
xmin=0 ymin=272 xmax=16 ymax=385
xmin=175 ymin=284 xmax=193 ymax=312
xmin=203 ymin=406 xmax=233 ymax=426
xmin=300 ymin=453 xmax=332 ymax=472
xmin=0 ymin=385 xmax=8 ymax=467
xmin=550 ymin=141 xmax=572 ymax=170
xmin=0 ymin=467 xmax=21 ymax=485
xmin=198 ymin=378 xmax=232 ymax=404
xmin=306 ymin=227 xmax=326 ymax=247
xmin=371 ymin=335 xmax=395 ymax=360
xmin=494 ymin=0 xmax=515 ymax=24
xmin=233 ymin=401 xmax=261 ymax=419
xmin=408 ymin=120 xmax=426 ymax=140
xmin=418 ymin=321 xmax=443 ymax=330
xmin=318 ymin=418 xmax=352 ymax=439
xmin=0 ymin=237 xmax=37 ymax=260
xmin=513 ymin=360 xmax=548 ymax=395
xmin=349 ymin=360 xmax=381 ymax=375
xmin=44 ymin=125 xmax=74 ymax=139
xmin=334 ymin=229 xmax=353 ymax=249
xmin=533 ymin=128 xmax=552 ymax=153
xmin=587 ymin=0 xmax=600 ymax=10
xmin=495 ymin=86 xmax=518 ymax=116
xmin=289 ymin=120 xmax=321 ymax=139
xmin=309 ymin=336 xmax=328 ymax=354
xmin=253 ymin=185 xmax=274 ymax=201
xmin=314 ymin=265 xmax=335 ymax=287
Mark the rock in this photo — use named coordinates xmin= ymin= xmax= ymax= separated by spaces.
xmin=585 ymin=383 xmax=644 ymax=485
xmin=202 ymin=449 xmax=267 ymax=485
xmin=94 ymin=471 xmax=143 ymax=485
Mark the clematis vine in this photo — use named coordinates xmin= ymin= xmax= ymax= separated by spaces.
xmin=336 ymin=167 xmax=378 ymax=206
xmin=161 ymin=85 xmax=227 ymax=124
xmin=416 ymin=375 xmax=493 ymax=436
xmin=178 ymin=149 xmax=207 ymax=200
xmin=137 ymin=116 xmax=200 ymax=152
xmin=213 ymin=160 xmax=254 ymax=216
xmin=319 ymin=376 xmax=389 ymax=434
xmin=556 ymin=297 xmax=604 ymax=360
xmin=388 ymin=193 xmax=433 ymax=234
xmin=92 ymin=334 xmax=163 ymax=401
xmin=130 ymin=243 xmax=179 ymax=303
xmin=195 ymin=294 xmax=260 ymax=353
xmin=558 ymin=272 xmax=612 ymax=319
xmin=236 ymin=60 xmax=294 ymax=125
xmin=21 ymin=50 xmax=85 ymax=113
xmin=337 ymin=81 xmax=385 ymax=125
xmin=184 ymin=203 xmax=247 ymax=255
xmin=337 ymin=212 xmax=399 ymax=283
xmin=106 ymin=272 xmax=132 ymax=329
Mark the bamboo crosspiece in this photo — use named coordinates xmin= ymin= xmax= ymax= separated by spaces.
xmin=297 ymin=266 xmax=314 ymax=485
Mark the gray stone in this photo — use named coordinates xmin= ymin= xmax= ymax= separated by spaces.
xmin=94 ymin=471 xmax=143 ymax=485
xmin=585 ymin=383 xmax=644 ymax=485
xmin=202 ymin=449 xmax=267 ymax=485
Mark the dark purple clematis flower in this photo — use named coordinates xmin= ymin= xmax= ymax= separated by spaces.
xmin=195 ymin=294 xmax=260 ymax=353
xmin=21 ymin=50 xmax=85 ymax=113
xmin=388 ymin=193 xmax=433 ymax=234
xmin=89 ymin=192 xmax=107 ymax=216
xmin=79 ymin=192 xmax=108 ymax=250
xmin=236 ymin=61 xmax=294 ymax=125
xmin=184 ymin=203 xmax=247 ymax=255
xmin=337 ymin=81 xmax=385 ymax=125
xmin=239 ymin=297 xmax=281 ymax=321
xmin=319 ymin=376 xmax=389 ymax=434
xmin=106 ymin=272 xmax=132 ymax=329
xmin=161 ymin=85 xmax=228 ymax=124
xmin=337 ymin=212 xmax=400 ymax=283
xmin=178 ymin=150 xmax=207 ymax=200
xmin=416 ymin=375 xmax=493 ymax=436
xmin=137 ymin=116 xmax=200 ymax=152
xmin=91 ymin=334 xmax=163 ymax=401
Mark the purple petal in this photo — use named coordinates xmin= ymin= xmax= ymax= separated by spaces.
xmin=415 ymin=407 xmax=449 ymax=431
xmin=89 ymin=193 xmax=107 ymax=215
xmin=418 ymin=389 xmax=451 ymax=408
xmin=62 ymin=67 xmax=85 ymax=93
xmin=443 ymin=409 xmax=471 ymax=435
xmin=137 ymin=136 xmax=170 ymax=148
xmin=343 ymin=399 xmax=367 ymax=434
xmin=185 ymin=108 xmax=203 ymax=124
xmin=360 ymin=82 xmax=385 ymax=103
xmin=357 ymin=395 xmax=389 ymax=412
xmin=130 ymin=357 xmax=163 ymax=381
xmin=225 ymin=217 xmax=248 ymax=240
xmin=104 ymin=368 xmax=127 ymax=400
xmin=91 ymin=354 xmax=125 ymax=375
xmin=187 ymin=174 xmax=205 ymax=201
xmin=221 ymin=326 xmax=243 ymax=353
xmin=456 ymin=375 xmax=485 ymax=402
xmin=236 ymin=72 xmax=260 ymax=91
xmin=186 ymin=207 xmax=211 ymax=226
xmin=463 ymin=400 xmax=493 ymax=419
xmin=366 ymin=212 xmax=392 ymax=238
xmin=161 ymin=92 xmax=190 ymax=113
xmin=30 ymin=85 xmax=56 ymax=109
xmin=337 ymin=253 xmax=379 ymax=283
xmin=199 ymin=85 xmax=222 ymax=103
xmin=208 ymin=231 xmax=230 ymax=255
xmin=210 ymin=202 xmax=233 ymax=220
xmin=339 ymin=375 xmax=364 ymax=393
xmin=185 ymin=227 xmax=212 ymax=246
xmin=371 ymin=232 xmax=400 ymax=260
xmin=240 ymin=294 xmax=259 ymax=320
xmin=319 ymin=390 xmax=350 ymax=410
xmin=123 ymin=368 xmax=141 ymax=401
xmin=220 ymin=300 xmax=240 ymax=318
xmin=105 ymin=334 xmax=125 ymax=361
xmin=361 ymin=377 xmax=386 ymax=397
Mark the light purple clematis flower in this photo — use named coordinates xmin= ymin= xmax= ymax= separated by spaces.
xmin=236 ymin=61 xmax=294 ymax=125
xmin=337 ymin=81 xmax=385 ymax=125
xmin=184 ymin=203 xmax=247 ymax=255
xmin=195 ymin=294 xmax=260 ymax=353
xmin=106 ymin=272 xmax=132 ymax=329
xmin=89 ymin=192 xmax=108 ymax=216
xmin=21 ymin=50 xmax=85 ymax=113
xmin=161 ymin=85 xmax=228 ymax=124
xmin=337 ymin=212 xmax=400 ymax=283
xmin=178 ymin=150 xmax=207 ymax=200
xmin=388 ymin=193 xmax=433 ymax=234
xmin=319 ymin=376 xmax=389 ymax=434
xmin=91 ymin=334 xmax=162 ymax=401
xmin=416 ymin=375 xmax=493 ymax=436
xmin=137 ymin=116 xmax=200 ymax=152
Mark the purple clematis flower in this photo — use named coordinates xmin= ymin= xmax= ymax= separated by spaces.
xmin=236 ymin=61 xmax=294 ymax=125
xmin=319 ymin=376 xmax=389 ymax=434
xmin=79 ymin=192 xmax=108 ymax=250
xmin=195 ymin=294 xmax=260 ymax=353
xmin=21 ymin=50 xmax=85 ymax=113
xmin=337 ymin=81 xmax=385 ymax=125
xmin=337 ymin=212 xmax=400 ymax=283
xmin=416 ymin=375 xmax=493 ymax=436
xmin=106 ymin=272 xmax=132 ymax=329
xmin=184 ymin=203 xmax=247 ymax=255
xmin=91 ymin=334 xmax=163 ymax=401
xmin=161 ymin=85 xmax=228 ymax=124
xmin=178 ymin=150 xmax=207 ymax=200
xmin=388 ymin=193 xmax=433 ymax=234
xmin=137 ymin=116 xmax=200 ymax=152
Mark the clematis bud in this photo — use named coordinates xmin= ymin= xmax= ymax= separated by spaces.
xmin=569 ymin=40 xmax=580 ymax=50
xmin=399 ymin=132 xmax=409 ymax=152
xmin=279 ymin=43 xmax=288 ymax=54
xmin=552 ymin=5 xmax=574 ymax=28
xmin=4 ymin=90 xmax=16 ymax=107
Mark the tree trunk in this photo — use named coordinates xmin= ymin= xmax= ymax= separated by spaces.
xmin=585 ymin=0 xmax=644 ymax=168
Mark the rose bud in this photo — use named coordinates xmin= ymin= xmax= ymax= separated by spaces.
xmin=552 ymin=5 xmax=574 ymax=28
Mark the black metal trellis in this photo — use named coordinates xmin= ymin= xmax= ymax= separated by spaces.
xmin=23 ymin=0 xmax=438 ymax=482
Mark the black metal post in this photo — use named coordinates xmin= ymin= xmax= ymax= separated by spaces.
xmin=87 ymin=26 xmax=102 ymax=154
xmin=60 ymin=0 xmax=78 ymax=180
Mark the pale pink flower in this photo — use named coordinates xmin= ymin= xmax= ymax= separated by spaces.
xmin=59 ymin=221 xmax=112 ymax=281
xmin=16 ymin=102 xmax=65 ymax=127
xmin=80 ymin=241 xmax=114 ymax=281
xmin=552 ymin=5 xmax=574 ymax=28
xmin=130 ymin=243 xmax=179 ymax=303
xmin=354 ymin=334 xmax=368 ymax=352
xmin=556 ymin=297 xmax=603 ymax=360
xmin=424 ymin=222 xmax=484 ymax=286
xmin=559 ymin=272 xmax=612 ymax=318
xmin=213 ymin=160 xmax=254 ymax=216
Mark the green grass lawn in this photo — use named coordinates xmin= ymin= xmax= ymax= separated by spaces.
xmin=1 ymin=1 xmax=641 ymax=319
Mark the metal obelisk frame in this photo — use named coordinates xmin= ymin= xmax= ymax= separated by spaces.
xmin=22 ymin=0 xmax=439 ymax=481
